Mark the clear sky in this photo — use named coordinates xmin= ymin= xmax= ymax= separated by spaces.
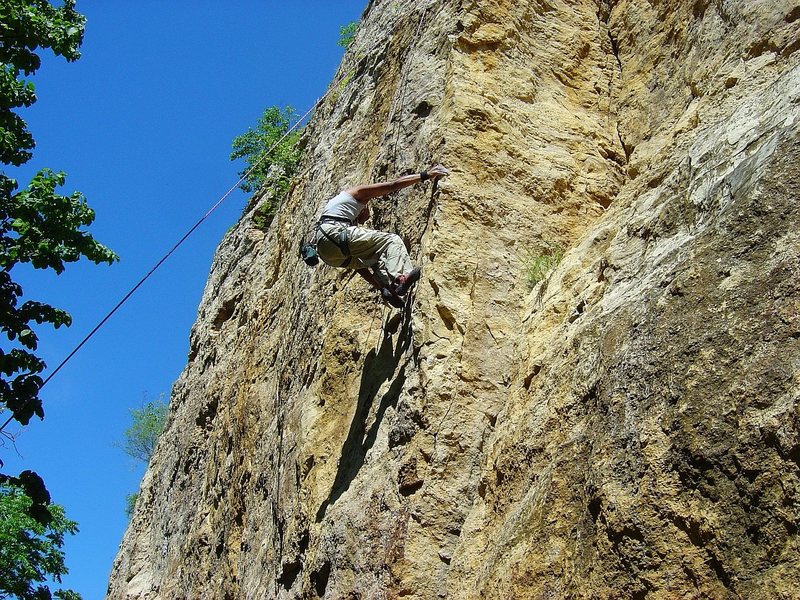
xmin=2 ymin=1 xmax=365 ymax=598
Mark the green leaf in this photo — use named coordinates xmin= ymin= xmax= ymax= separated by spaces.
xmin=229 ymin=105 xmax=304 ymax=221
xmin=115 ymin=394 xmax=169 ymax=464
xmin=0 ymin=482 xmax=81 ymax=599
xmin=0 ymin=6 xmax=101 ymax=595
xmin=338 ymin=21 xmax=359 ymax=49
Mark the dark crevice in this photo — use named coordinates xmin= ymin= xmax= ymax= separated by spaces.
xmin=181 ymin=446 xmax=199 ymax=476
xmin=212 ymin=295 xmax=241 ymax=332
xmin=598 ymin=0 xmax=630 ymax=173
xmin=196 ymin=396 xmax=219 ymax=429
xmin=277 ymin=529 xmax=309 ymax=592
xmin=706 ymin=552 xmax=732 ymax=589
xmin=274 ymin=506 xmax=283 ymax=555
xmin=311 ymin=561 xmax=332 ymax=597
xmin=616 ymin=123 xmax=633 ymax=164
xmin=588 ymin=496 xmax=602 ymax=522
xmin=673 ymin=515 xmax=711 ymax=548
xmin=413 ymin=100 xmax=432 ymax=119
xmin=608 ymin=523 xmax=645 ymax=547
xmin=298 ymin=529 xmax=310 ymax=555
xmin=608 ymin=29 xmax=623 ymax=73
xmin=598 ymin=0 xmax=622 ymax=72
xmin=278 ymin=559 xmax=302 ymax=591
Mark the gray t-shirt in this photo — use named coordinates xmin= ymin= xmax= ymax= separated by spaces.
xmin=321 ymin=191 xmax=365 ymax=223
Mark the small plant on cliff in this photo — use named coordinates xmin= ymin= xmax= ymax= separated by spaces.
xmin=115 ymin=394 xmax=169 ymax=517
xmin=251 ymin=203 xmax=280 ymax=231
xmin=116 ymin=394 xmax=169 ymax=464
xmin=0 ymin=483 xmax=81 ymax=600
xmin=338 ymin=21 xmax=359 ymax=49
xmin=331 ymin=68 xmax=356 ymax=103
xmin=124 ymin=493 xmax=139 ymax=519
xmin=230 ymin=105 xmax=303 ymax=226
xmin=525 ymin=242 xmax=565 ymax=289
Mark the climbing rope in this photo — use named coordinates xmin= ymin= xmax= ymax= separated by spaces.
xmin=386 ymin=0 xmax=444 ymax=272
xmin=0 ymin=97 xmax=325 ymax=435
xmin=387 ymin=6 xmax=430 ymax=166
xmin=377 ymin=1 xmax=457 ymax=488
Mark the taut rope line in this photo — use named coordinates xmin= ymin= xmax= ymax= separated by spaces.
xmin=0 ymin=98 xmax=324 ymax=435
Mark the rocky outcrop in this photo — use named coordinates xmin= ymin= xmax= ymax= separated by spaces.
xmin=108 ymin=0 xmax=800 ymax=598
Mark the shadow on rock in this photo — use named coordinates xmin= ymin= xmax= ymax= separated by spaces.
xmin=316 ymin=310 xmax=413 ymax=522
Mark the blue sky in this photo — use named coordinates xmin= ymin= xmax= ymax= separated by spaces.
xmin=2 ymin=1 xmax=365 ymax=597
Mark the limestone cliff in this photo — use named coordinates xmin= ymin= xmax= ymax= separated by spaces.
xmin=107 ymin=0 xmax=800 ymax=598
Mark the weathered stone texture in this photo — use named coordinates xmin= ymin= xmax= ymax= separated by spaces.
xmin=108 ymin=0 xmax=800 ymax=598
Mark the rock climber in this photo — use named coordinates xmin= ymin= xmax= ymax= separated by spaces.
xmin=314 ymin=165 xmax=449 ymax=308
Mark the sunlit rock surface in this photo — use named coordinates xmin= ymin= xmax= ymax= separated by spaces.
xmin=107 ymin=0 xmax=800 ymax=598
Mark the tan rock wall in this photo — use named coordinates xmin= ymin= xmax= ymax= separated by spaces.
xmin=108 ymin=0 xmax=800 ymax=598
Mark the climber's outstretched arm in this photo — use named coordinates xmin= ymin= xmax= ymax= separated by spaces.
xmin=347 ymin=165 xmax=449 ymax=203
xmin=346 ymin=173 xmax=421 ymax=203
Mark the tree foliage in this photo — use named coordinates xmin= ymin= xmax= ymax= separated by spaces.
xmin=0 ymin=3 xmax=114 ymax=595
xmin=124 ymin=492 xmax=138 ymax=519
xmin=116 ymin=395 xmax=169 ymax=465
xmin=230 ymin=105 xmax=302 ymax=225
xmin=0 ymin=483 xmax=80 ymax=600
xmin=337 ymin=21 xmax=358 ymax=49
xmin=0 ymin=0 xmax=85 ymax=167
xmin=0 ymin=0 xmax=117 ymax=433
xmin=116 ymin=395 xmax=168 ymax=518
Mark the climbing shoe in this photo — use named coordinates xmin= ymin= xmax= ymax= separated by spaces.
xmin=381 ymin=287 xmax=405 ymax=309
xmin=392 ymin=267 xmax=421 ymax=296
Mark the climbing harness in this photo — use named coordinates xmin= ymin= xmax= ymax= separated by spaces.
xmin=308 ymin=216 xmax=353 ymax=268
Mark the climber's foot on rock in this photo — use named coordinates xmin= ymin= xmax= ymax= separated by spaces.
xmin=392 ymin=267 xmax=421 ymax=296
xmin=381 ymin=287 xmax=405 ymax=309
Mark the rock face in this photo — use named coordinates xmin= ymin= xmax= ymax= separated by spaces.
xmin=107 ymin=0 xmax=800 ymax=598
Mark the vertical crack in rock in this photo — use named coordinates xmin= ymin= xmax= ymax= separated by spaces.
xmin=598 ymin=0 xmax=630 ymax=168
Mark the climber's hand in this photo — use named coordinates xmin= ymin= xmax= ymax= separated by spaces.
xmin=427 ymin=164 xmax=450 ymax=180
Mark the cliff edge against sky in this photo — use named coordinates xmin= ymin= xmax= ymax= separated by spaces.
xmin=108 ymin=0 xmax=800 ymax=598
